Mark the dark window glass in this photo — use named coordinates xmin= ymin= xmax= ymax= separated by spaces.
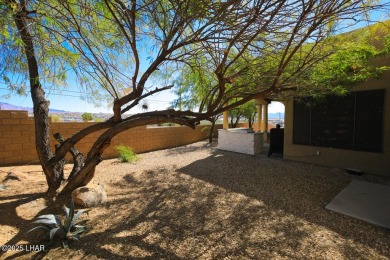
xmin=292 ymin=90 xmax=385 ymax=153
xmin=354 ymin=89 xmax=385 ymax=152
xmin=293 ymin=100 xmax=311 ymax=145
xmin=310 ymin=94 xmax=355 ymax=149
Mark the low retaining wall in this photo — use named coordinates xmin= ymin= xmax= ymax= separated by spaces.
xmin=0 ymin=110 xmax=222 ymax=165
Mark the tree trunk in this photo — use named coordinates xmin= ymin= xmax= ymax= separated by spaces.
xmin=13 ymin=3 xmax=64 ymax=196
xmin=61 ymin=116 xmax=195 ymax=194
xmin=230 ymin=115 xmax=240 ymax=128
xmin=248 ymin=113 xmax=255 ymax=128
xmin=208 ymin=119 xmax=216 ymax=143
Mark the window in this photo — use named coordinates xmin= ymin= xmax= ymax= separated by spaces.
xmin=293 ymin=89 xmax=385 ymax=153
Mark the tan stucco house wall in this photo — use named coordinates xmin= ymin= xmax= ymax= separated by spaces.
xmin=283 ymin=56 xmax=390 ymax=177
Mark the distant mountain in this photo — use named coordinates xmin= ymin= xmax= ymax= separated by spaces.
xmin=0 ymin=102 xmax=67 ymax=113
xmin=0 ymin=102 xmax=32 ymax=112
xmin=0 ymin=101 xmax=285 ymax=117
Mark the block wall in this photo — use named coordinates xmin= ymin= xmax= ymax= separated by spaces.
xmin=0 ymin=110 xmax=222 ymax=165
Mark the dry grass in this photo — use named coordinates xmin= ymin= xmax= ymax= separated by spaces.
xmin=0 ymin=141 xmax=389 ymax=259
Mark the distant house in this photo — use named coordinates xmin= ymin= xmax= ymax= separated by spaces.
xmin=283 ymin=24 xmax=390 ymax=177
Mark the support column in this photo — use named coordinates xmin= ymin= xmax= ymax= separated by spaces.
xmin=264 ymin=104 xmax=268 ymax=132
xmin=257 ymin=105 xmax=262 ymax=132
xmin=223 ymin=110 xmax=229 ymax=130
xmin=263 ymin=104 xmax=269 ymax=142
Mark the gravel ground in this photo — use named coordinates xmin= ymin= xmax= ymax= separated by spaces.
xmin=1 ymin=140 xmax=389 ymax=259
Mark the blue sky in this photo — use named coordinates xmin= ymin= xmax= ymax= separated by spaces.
xmin=1 ymin=3 xmax=389 ymax=114
xmin=0 ymin=81 xmax=175 ymax=113
xmin=0 ymin=82 xmax=286 ymax=113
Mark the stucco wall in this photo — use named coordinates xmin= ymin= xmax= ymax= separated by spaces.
xmin=283 ymin=56 xmax=390 ymax=177
xmin=0 ymin=111 xmax=222 ymax=165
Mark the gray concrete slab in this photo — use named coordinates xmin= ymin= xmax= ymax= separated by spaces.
xmin=326 ymin=180 xmax=390 ymax=229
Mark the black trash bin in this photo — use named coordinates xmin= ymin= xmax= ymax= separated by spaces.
xmin=268 ymin=125 xmax=284 ymax=157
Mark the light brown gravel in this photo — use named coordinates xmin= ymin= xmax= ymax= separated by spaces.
xmin=0 ymin=140 xmax=389 ymax=259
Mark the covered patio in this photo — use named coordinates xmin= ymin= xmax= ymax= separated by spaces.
xmin=218 ymin=97 xmax=282 ymax=156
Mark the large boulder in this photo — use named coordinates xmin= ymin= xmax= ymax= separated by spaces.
xmin=71 ymin=184 xmax=107 ymax=208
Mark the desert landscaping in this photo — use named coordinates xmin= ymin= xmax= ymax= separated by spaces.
xmin=1 ymin=141 xmax=389 ymax=259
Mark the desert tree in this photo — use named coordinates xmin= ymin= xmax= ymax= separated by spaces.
xmin=1 ymin=0 xmax=388 ymax=196
xmin=170 ymin=56 xmax=222 ymax=142
xmin=81 ymin=112 xmax=93 ymax=122
xmin=223 ymin=98 xmax=256 ymax=128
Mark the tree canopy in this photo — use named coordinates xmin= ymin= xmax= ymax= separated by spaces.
xmin=81 ymin=112 xmax=93 ymax=122
xmin=1 ymin=0 xmax=389 ymax=195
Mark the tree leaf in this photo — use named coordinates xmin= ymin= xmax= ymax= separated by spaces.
xmin=27 ymin=225 xmax=51 ymax=234
xmin=49 ymin=227 xmax=61 ymax=241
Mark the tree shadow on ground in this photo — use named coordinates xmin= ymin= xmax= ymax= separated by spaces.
xmin=0 ymin=187 xmax=75 ymax=259
xmin=175 ymin=149 xmax=390 ymax=257
xmin=1 ymin=144 xmax=389 ymax=259
xmin=163 ymin=141 xmax=217 ymax=156
xmin=43 ymin=169 xmax=313 ymax=259
xmin=25 ymin=162 xmax=387 ymax=259
xmin=0 ymin=192 xmax=47 ymax=259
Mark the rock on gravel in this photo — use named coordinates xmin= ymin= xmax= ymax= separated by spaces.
xmin=72 ymin=183 xmax=107 ymax=208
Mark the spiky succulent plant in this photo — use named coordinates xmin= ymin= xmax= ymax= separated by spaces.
xmin=28 ymin=199 xmax=87 ymax=249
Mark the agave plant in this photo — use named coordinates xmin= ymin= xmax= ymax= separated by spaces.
xmin=28 ymin=199 xmax=87 ymax=249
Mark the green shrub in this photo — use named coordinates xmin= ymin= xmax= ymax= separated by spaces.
xmin=81 ymin=112 xmax=93 ymax=122
xmin=115 ymin=145 xmax=139 ymax=163
xmin=50 ymin=115 xmax=62 ymax=122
